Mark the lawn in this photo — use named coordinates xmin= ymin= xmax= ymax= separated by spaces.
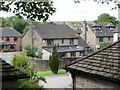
xmin=36 ymin=69 xmax=66 ymax=76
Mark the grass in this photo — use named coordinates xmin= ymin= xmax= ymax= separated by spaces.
xmin=36 ymin=69 xmax=66 ymax=76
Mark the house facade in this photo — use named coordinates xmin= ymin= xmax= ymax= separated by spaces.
xmin=22 ymin=22 xmax=89 ymax=60
xmin=80 ymin=24 xmax=115 ymax=51
xmin=113 ymin=26 xmax=120 ymax=42
xmin=0 ymin=27 xmax=22 ymax=51
xmin=64 ymin=40 xmax=120 ymax=88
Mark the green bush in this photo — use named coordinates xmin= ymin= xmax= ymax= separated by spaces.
xmin=11 ymin=52 xmax=30 ymax=73
xmin=100 ymin=42 xmax=109 ymax=48
xmin=24 ymin=45 xmax=42 ymax=58
xmin=18 ymin=79 xmax=42 ymax=88
xmin=11 ymin=52 xmax=46 ymax=88
xmin=49 ymin=45 xmax=59 ymax=74
xmin=2 ymin=46 xmax=12 ymax=52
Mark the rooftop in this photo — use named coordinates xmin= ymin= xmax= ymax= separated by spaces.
xmin=43 ymin=45 xmax=84 ymax=53
xmin=33 ymin=23 xmax=79 ymax=39
xmin=88 ymin=24 xmax=115 ymax=37
xmin=0 ymin=58 xmax=29 ymax=80
xmin=0 ymin=27 xmax=22 ymax=37
xmin=65 ymin=40 xmax=120 ymax=83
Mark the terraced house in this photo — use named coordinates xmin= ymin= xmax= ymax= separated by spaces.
xmin=80 ymin=24 xmax=116 ymax=51
xmin=64 ymin=39 xmax=120 ymax=88
xmin=0 ymin=27 xmax=22 ymax=51
xmin=22 ymin=22 xmax=89 ymax=60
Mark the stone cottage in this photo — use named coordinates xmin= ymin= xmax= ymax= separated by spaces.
xmin=22 ymin=22 xmax=90 ymax=60
xmin=80 ymin=24 xmax=116 ymax=51
xmin=64 ymin=39 xmax=120 ymax=88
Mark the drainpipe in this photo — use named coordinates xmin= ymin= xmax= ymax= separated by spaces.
xmin=29 ymin=22 xmax=34 ymax=47
xmin=118 ymin=3 xmax=120 ymax=40
xmin=84 ymin=20 xmax=87 ymax=43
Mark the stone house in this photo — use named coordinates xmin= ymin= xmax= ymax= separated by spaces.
xmin=64 ymin=39 xmax=120 ymax=88
xmin=113 ymin=26 xmax=120 ymax=42
xmin=1 ymin=58 xmax=29 ymax=88
xmin=0 ymin=27 xmax=22 ymax=51
xmin=80 ymin=24 xmax=116 ymax=51
xmin=22 ymin=22 xmax=89 ymax=60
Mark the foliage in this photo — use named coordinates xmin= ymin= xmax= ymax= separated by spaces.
xmin=11 ymin=52 xmax=30 ymax=72
xmin=2 ymin=46 xmax=12 ymax=52
xmin=0 ymin=17 xmax=6 ymax=27
xmin=73 ymin=0 xmax=120 ymax=9
xmin=24 ymin=45 xmax=42 ymax=58
xmin=18 ymin=79 xmax=43 ymax=88
xmin=11 ymin=52 xmax=46 ymax=88
xmin=36 ymin=69 xmax=66 ymax=76
xmin=49 ymin=45 xmax=59 ymax=74
xmin=100 ymin=42 xmax=109 ymax=48
xmin=1 ymin=1 xmax=56 ymax=21
xmin=23 ymin=26 xmax=29 ymax=34
xmin=94 ymin=13 xmax=119 ymax=26
xmin=4 ymin=16 xmax=29 ymax=33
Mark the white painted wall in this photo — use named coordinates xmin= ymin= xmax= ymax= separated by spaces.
xmin=43 ymin=49 xmax=51 ymax=60
xmin=113 ymin=33 xmax=119 ymax=42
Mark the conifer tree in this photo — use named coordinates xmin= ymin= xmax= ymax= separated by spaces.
xmin=49 ymin=45 xmax=59 ymax=74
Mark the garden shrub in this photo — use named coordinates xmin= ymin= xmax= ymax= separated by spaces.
xmin=49 ymin=45 xmax=59 ymax=74
xmin=11 ymin=52 xmax=46 ymax=88
xmin=2 ymin=46 xmax=12 ymax=52
xmin=24 ymin=45 xmax=42 ymax=59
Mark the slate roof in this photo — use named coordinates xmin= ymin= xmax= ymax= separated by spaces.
xmin=0 ymin=27 xmax=22 ymax=37
xmin=65 ymin=40 xmax=120 ymax=83
xmin=88 ymin=24 xmax=115 ymax=37
xmin=43 ymin=45 xmax=84 ymax=53
xmin=114 ymin=26 xmax=120 ymax=33
xmin=33 ymin=24 xmax=79 ymax=39
xmin=78 ymin=37 xmax=90 ymax=48
xmin=0 ymin=58 xmax=29 ymax=80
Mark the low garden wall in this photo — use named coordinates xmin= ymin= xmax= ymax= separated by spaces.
xmin=29 ymin=57 xmax=79 ymax=71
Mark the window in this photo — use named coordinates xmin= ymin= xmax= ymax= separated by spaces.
xmin=62 ymin=39 xmax=64 ymax=44
xmin=6 ymin=37 xmax=9 ymax=41
xmin=10 ymin=45 xmax=14 ymax=49
xmin=59 ymin=53 xmax=66 ymax=59
xmin=14 ymin=37 xmax=17 ymax=41
xmin=71 ymin=52 xmax=76 ymax=57
xmin=69 ymin=39 xmax=74 ymax=45
xmin=47 ymin=40 xmax=53 ymax=45
xmin=99 ymin=37 xmax=103 ymax=42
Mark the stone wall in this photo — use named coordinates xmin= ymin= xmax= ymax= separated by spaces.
xmin=29 ymin=57 xmax=78 ymax=71
xmin=74 ymin=73 xmax=120 ymax=88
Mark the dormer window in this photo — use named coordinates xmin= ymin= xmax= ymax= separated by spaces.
xmin=106 ymin=25 xmax=115 ymax=31
xmin=91 ymin=25 xmax=102 ymax=32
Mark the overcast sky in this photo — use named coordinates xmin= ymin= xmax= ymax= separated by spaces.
xmin=0 ymin=0 xmax=118 ymax=21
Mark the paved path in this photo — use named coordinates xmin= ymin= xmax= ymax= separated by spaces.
xmin=39 ymin=72 xmax=73 ymax=88
xmin=0 ymin=52 xmax=19 ymax=63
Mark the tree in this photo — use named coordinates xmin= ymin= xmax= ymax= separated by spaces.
xmin=5 ymin=16 xmax=29 ymax=33
xmin=24 ymin=45 xmax=42 ymax=59
xmin=94 ymin=13 xmax=119 ymax=26
xmin=0 ymin=17 xmax=6 ymax=27
xmin=74 ymin=0 xmax=120 ymax=9
xmin=1 ymin=1 xmax=56 ymax=21
xmin=49 ymin=45 xmax=59 ymax=74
